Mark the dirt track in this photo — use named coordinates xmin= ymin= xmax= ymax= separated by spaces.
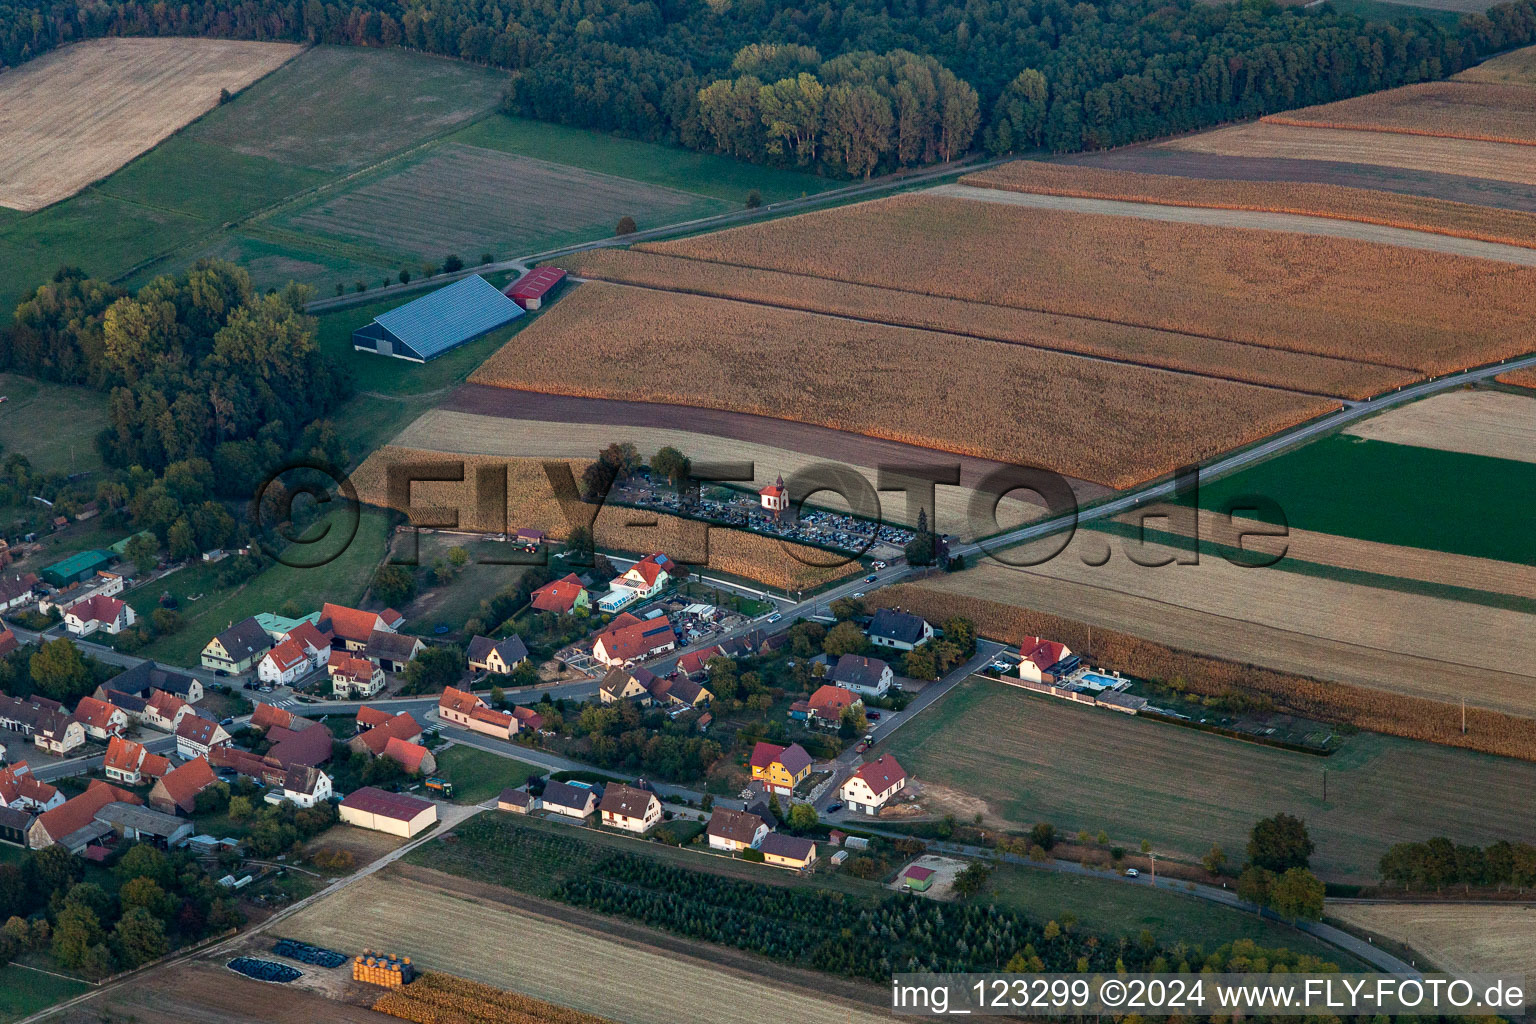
xmin=1342 ymin=389 xmax=1536 ymax=464
xmin=930 ymin=183 xmax=1536 ymax=265
xmin=56 ymin=961 xmax=394 ymax=1024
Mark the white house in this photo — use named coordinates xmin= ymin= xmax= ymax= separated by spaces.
xmin=142 ymin=691 xmax=192 ymax=733
xmin=539 ymin=780 xmax=596 ymax=820
xmin=72 ymin=696 xmax=129 ymax=741
xmin=1018 ymin=637 xmax=1073 ymax=684
xmin=174 ymin=715 xmax=230 ymax=759
xmin=256 ymin=638 xmax=310 ymax=686
xmin=598 ymin=783 xmax=661 ymax=833
xmin=838 ymin=754 xmax=908 ymax=815
xmin=598 ymin=553 xmax=674 ymax=612
xmin=865 ymin=609 xmax=932 ymax=652
xmin=63 ymin=594 xmax=136 ymax=636
xmin=705 ymin=808 xmax=768 ymax=853
xmin=272 ymin=766 xmax=332 ymax=809
xmin=329 ymin=652 xmax=386 ymax=698
xmin=828 ymin=654 xmax=893 ymax=697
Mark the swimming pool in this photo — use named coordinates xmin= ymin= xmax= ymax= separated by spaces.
xmin=1077 ymin=672 xmax=1119 ymax=690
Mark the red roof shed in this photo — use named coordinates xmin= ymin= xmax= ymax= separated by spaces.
xmin=505 ymin=267 xmax=567 ymax=309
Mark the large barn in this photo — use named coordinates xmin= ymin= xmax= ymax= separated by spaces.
xmin=352 ymin=275 xmax=523 ymax=362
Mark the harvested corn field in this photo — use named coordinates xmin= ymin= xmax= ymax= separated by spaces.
xmin=1329 ymin=903 xmax=1536 ymax=981
xmin=0 ymin=37 xmax=303 ymax=210
xmin=642 ymin=193 xmax=1536 ymax=374
xmin=374 ymin=972 xmax=616 ymax=1024
xmin=349 ymin=446 xmax=860 ymax=589
xmin=1263 ymin=82 xmax=1536 ymax=147
xmin=1342 ymin=390 xmax=1536 ymax=464
xmin=1499 ymin=367 xmax=1536 ymax=390
xmin=959 ymin=161 xmax=1536 ymax=250
xmin=1161 ymin=122 xmax=1536 ymax=189
xmin=563 ymin=249 xmax=1407 ymax=398
xmin=1456 ymin=44 xmax=1536 ymax=85
xmin=470 ymin=281 xmax=1336 ymax=489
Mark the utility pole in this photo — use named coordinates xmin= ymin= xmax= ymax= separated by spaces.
xmin=1462 ymin=696 xmax=1467 ymax=734
xmin=1149 ymin=852 xmax=1157 ymax=885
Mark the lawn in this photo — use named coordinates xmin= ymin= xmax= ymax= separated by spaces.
xmin=92 ymin=136 xmax=328 ymax=223
xmin=451 ymin=115 xmax=836 ymax=205
xmin=0 ymin=964 xmax=89 ymax=1022
xmin=1197 ymin=434 xmax=1536 ymax=565
xmin=432 ymin=744 xmax=543 ymax=804
xmin=126 ymin=228 xmax=396 ymax=297
xmin=134 ymin=507 xmax=392 ymax=667
xmin=983 ymin=862 xmax=1363 ymax=966
xmin=884 ymin=677 xmax=1536 ymax=883
xmin=0 ymin=372 xmax=108 ymax=475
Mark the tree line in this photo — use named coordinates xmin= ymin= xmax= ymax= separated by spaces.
xmin=1380 ymin=836 xmax=1536 ymax=891
xmin=3 ymin=0 xmax=1536 ymax=173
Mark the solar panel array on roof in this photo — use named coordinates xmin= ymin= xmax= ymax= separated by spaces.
xmin=353 ymin=275 xmax=524 ymax=362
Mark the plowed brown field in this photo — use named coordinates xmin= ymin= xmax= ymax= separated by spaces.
xmin=468 ymin=281 xmax=1336 ymax=489
xmin=1264 ymin=81 xmax=1536 ymax=146
xmin=643 ymin=193 xmax=1536 ymax=374
xmin=959 ymin=160 xmax=1536 ymax=250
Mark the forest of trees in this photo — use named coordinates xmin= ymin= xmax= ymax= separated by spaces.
xmin=3 ymin=0 xmax=1536 ymax=174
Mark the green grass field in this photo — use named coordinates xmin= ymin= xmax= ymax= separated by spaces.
xmin=93 ymin=136 xmax=328 ymax=223
xmin=1197 ymin=434 xmax=1536 ymax=565
xmin=885 ymin=678 xmax=1536 ymax=883
xmin=0 ymin=964 xmax=89 ymax=1022
xmin=0 ymin=372 xmax=108 ymax=474
xmin=432 ymin=744 xmax=543 ymax=804
xmin=983 ymin=863 xmax=1363 ymax=966
xmin=133 ymin=507 xmax=391 ymax=666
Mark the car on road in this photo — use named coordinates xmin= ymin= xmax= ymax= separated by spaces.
xmin=219 ymin=717 xmax=235 ymax=727
xmin=852 ymin=591 xmax=865 ymax=598
xmin=855 ymin=742 xmax=868 ymax=753
xmin=766 ymin=612 xmax=782 ymax=623
xmin=1124 ymin=868 xmax=1140 ymax=878
xmin=864 ymin=574 xmax=878 ymax=583
xmin=863 ymin=733 xmax=874 ymax=744
xmin=866 ymin=711 xmax=881 ymax=720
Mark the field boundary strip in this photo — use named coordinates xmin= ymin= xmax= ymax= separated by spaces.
xmin=1261 ymin=115 xmax=1536 ymax=149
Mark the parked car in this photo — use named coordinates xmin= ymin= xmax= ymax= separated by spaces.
xmin=863 ymin=733 xmax=874 ymax=744
xmin=871 ymin=560 xmax=886 ymax=569
xmin=1125 ymin=868 xmax=1140 ymax=878
xmin=826 ymin=802 xmax=843 ymax=813
xmin=855 ymin=742 xmax=868 ymax=753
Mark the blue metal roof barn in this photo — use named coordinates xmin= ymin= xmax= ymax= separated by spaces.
xmin=351 ymin=275 xmax=524 ymax=362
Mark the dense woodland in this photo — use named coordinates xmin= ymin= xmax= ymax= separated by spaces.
xmin=3 ymin=0 xmax=1536 ymax=173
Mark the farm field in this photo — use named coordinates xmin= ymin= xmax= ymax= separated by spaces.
xmin=880 ymin=560 xmax=1536 ymax=722
xmin=1500 ymin=367 xmax=1536 ymax=389
xmin=274 ymin=143 xmax=726 ymax=267
xmin=52 ymin=961 xmax=395 ymax=1024
xmin=349 ymin=446 xmax=862 ymax=590
xmin=564 ymin=249 xmax=1408 ymax=398
xmin=0 ymin=964 xmax=89 ymax=1023
xmin=960 ymin=160 xmax=1536 ymax=249
xmin=0 ymin=37 xmax=302 ymax=211
xmin=1341 ymin=389 xmax=1536 ymax=463
xmin=884 ymin=677 xmax=1536 ymax=882
xmin=1263 ymin=82 xmax=1536 ymax=146
xmin=1160 ymin=122 xmax=1536 ymax=188
xmin=1456 ymin=43 xmax=1536 ymax=84
xmin=280 ymin=872 xmax=894 ymax=1024
xmin=469 ymin=280 xmax=1337 ymax=489
xmin=1329 ymin=903 xmax=1536 ymax=980
xmin=644 ymin=192 xmax=1536 ymax=374
xmin=0 ymin=372 xmax=108 ymax=475
xmin=1197 ymin=433 xmax=1536 ymax=565
xmin=431 ymin=744 xmax=543 ymax=804
xmin=391 ymin=407 xmax=1047 ymax=535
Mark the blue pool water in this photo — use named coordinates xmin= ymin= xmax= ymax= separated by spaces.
xmin=1079 ymin=672 xmax=1119 ymax=689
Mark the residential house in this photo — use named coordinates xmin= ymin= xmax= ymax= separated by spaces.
xmin=148 ymin=757 xmax=217 ymax=815
xmin=249 ymin=702 xmax=297 ymax=732
xmin=598 ymin=783 xmax=661 ymax=833
xmin=596 ymin=553 xmax=674 ymax=613
xmin=673 ymin=646 xmax=723 ymax=679
xmin=0 ymin=572 xmax=38 ymax=613
xmin=539 ymin=780 xmax=596 ymax=820
xmin=497 ymin=788 xmax=533 ymax=814
xmin=103 ymin=737 xmax=170 ymax=786
xmin=598 ymin=666 xmax=654 ymax=704
xmin=645 ymin=673 xmax=713 ymax=710
xmin=790 ymin=684 xmax=861 ymax=728
xmin=363 ymin=630 xmax=424 ymax=673
xmin=758 ymin=832 xmax=817 ymax=870
xmin=28 ymin=780 xmax=142 ymax=851
xmin=829 ymin=654 xmax=893 ymax=697
xmin=264 ymin=720 xmax=333 ymax=769
xmin=328 ymin=651 xmax=385 ymax=698
xmin=511 ymin=706 xmax=545 ymax=733
xmin=282 ymin=620 xmax=333 ymax=668
xmin=105 ymin=662 xmax=203 ymax=704
xmin=749 ymin=742 xmax=813 ymax=797
xmin=142 ymin=691 xmax=192 ymax=733
xmin=591 ymin=614 xmax=676 ymax=667
xmin=320 ymin=603 xmax=404 ymax=653
xmin=339 ymin=787 xmax=436 ymax=837
xmin=379 ymin=736 xmax=435 ymax=776
xmin=256 ymin=638 xmax=311 ymax=686
xmin=838 ymin=754 xmax=908 ymax=815
xmin=529 ymin=574 xmax=589 ymax=615
xmin=0 ymin=696 xmax=87 ymax=755
xmin=1018 ymin=637 xmax=1075 ymax=684
xmin=0 ymin=806 xmax=30 ymax=847
xmin=272 ymin=765 xmax=333 ymax=808
xmin=437 ymin=686 xmax=515 ymax=740
xmin=98 ymin=689 xmax=147 ymax=724
xmin=866 ymin=609 xmax=933 ymax=651
xmin=201 ymin=617 xmax=273 ymax=674
xmin=63 ymin=594 xmax=135 ymax=636
xmin=466 ymin=634 xmax=529 ymax=676
xmin=0 ymin=762 xmax=62 ymax=813
xmin=705 ymin=808 xmax=768 ymax=853
xmin=72 ymin=696 xmax=129 ymax=741
xmin=348 ymin=709 xmax=424 ymax=758
xmin=175 ymin=715 xmax=230 ymax=759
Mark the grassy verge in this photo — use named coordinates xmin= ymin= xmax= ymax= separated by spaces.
xmin=433 ymin=744 xmax=543 ymax=804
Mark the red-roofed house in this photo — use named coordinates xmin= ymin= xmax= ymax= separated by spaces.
xmin=283 ymin=620 xmax=332 ymax=667
xmin=795 ymin=684 xmax=860 ymax=728
xmin=591 ymin=616 xmax=676 ymax=667
xmin=1018 ymin=637 xmax=1074 ymax=684
xmin=348 ymin=710 xmax=423 ymax=757
xmin=73 ymin=695 xmax=128 ymax=740
xmin=328 ymin=651 xmax=385 ymax=698
xmin=175 ymin=715 xmax=230 ymax=759
xmin=674 ymin=646 xmax=725 ymax=679
xmin=354 ymin=705 xmax=395 ymax=732
xmin=103 ymin=737 xmax=170 ymax=785
xmin=749 ymin=741 xmax=813 ymax=796
xmin=142 ymin=691 xmax=191 ymax=732
xmin=381 ymin=735 xmax=435 ymax=775
xmin=64 ymin=594 xmax=135 ymax=636
xmin=0 ymin=762 xmax=62 ymax=813
xmin=148 ymin=757 xmax=217 ymax=815
xmin=438 ymin=686 xmax=514 ymax=740
xmin=250 ymin=702 xmax=296 ymax=732
xmin=264 ymin=721 xmax=333 ymax=769
xmin=29 ymin=780 xmax=141 ymax=850
xmin=511 ymin=706 xmax=544 ymax=733
xmin=838 ymin=754 xmax=908 ymax=815
xmin=597 ymin=554 xmax=675 ymax=613
xmin=530 ymin=573 xmax=589 ymax=615
xmin=256 ymin=638 xmax=311 ymax=686
xmin=759 ymin=474 xmax=788 ymax=516
xmin=321 ymin=603 xmax=403 ymax=652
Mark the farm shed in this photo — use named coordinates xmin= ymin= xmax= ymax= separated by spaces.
xmin=353 ymin=275 xmax=523 ymax=362
xmin=339 ymin=786 xmax=437 ymax=837
xmin=903 ymin=866 xmax=935 ymax=892
xmin=41 ymin=549 xmax=114 ymax=587
xmin=505 ymin=267 xmax=566 ymax=310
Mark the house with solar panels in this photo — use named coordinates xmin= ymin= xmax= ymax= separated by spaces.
xmin=351 ymin=275 xmax=524 ymax=362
